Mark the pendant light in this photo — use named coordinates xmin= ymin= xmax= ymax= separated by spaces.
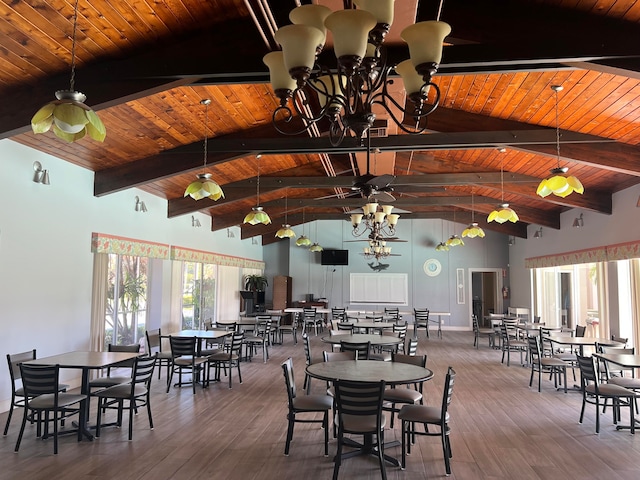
xmin=488 ymin=150 xmax=519 ymax=224
xmin=536 ymin=85 xmax=584 ymax=198
xmin=184 ymin=99 xmax=225 ymax=201
xmin=309 ymin=221 xmax=323 ymax=252
xmin=31 ymin=0 xmax=106 ymax=142
xmin=446 ymin=208 xmax=464 ymax=247
xmin=243 ymin=156 xmax=271 ymax=225
xmin=296 ymin=208 xmax=312 ymax=246
xmin=275 ymin=188 xmax=296 ymax=238
xmin=462 ymin=189 xmax=485 ymax=238
xmin=435 ymin=219 xmax=449 ymax=251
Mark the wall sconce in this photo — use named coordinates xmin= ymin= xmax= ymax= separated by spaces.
xmin=134 ymin=196 xmax=147 ymax=213
xmin=227 ymin=228 xmax=235 ymax=238
xmin=533 ymin=227 xmax=543 ymax=238
xmin=33 ymin=161 xmax=50 ymax=185
xmin=252 ymin=237 xmax=259 ymax=245
xmin=191 ymin=216 xmax=201 ymax=227
xmin=508 ymin=236 xmax=516 ymax=246
xmin=572 ymin=213 xmax=584 ymax=228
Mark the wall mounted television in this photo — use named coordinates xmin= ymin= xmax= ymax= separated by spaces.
xmin=321 ymin=249 xmax=349 ymax=266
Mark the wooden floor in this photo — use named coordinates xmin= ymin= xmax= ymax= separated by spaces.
xmin=2 ymin=331 xmax=640 ymax=480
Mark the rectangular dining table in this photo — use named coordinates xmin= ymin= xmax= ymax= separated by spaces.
xmin=24 ymin=350 xmax=141 ymax=441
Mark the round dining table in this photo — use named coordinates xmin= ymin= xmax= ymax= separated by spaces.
xmin=306 ymin=359 xmax=434 ymax=466
xmin=321 ymin=333 xmax=402 ymax=348
xmin=306 ymin=359 xmax=433 ymax=385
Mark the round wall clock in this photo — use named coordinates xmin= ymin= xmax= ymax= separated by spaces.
xmin=423 ymin=258 xmax=442 ymax=277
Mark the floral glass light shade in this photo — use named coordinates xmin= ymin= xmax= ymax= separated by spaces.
xmin=296 ymin=235 xmax=312 ymax=247
xmin=435 ymin=242 xmax=449 ymax=252
xmin=184 ymin=99 xmax=224 ymax=201
xmin=446 ymin=235 xmax=464 ymax=247
xmin=536 ymin=167 xmax=584 ymax=198
xmin=243 ymin=206 xmax=271 ymax=225
xmin=537 ymin=85 xmax=583 ymax=198
xmin=184 ymin=173 xmax=224 ymax=200
xmin=462 ymin=222 xmax=485 ymax=238
xmin=487 ymin=203 xmax=519 ymax=224
xmin=31 ymin=90 xmax=106 ymax=143
xmin=275 ymin=224 xmax=296 ymax=239
xmin=309 ymin=242 xmax=323 ymax=252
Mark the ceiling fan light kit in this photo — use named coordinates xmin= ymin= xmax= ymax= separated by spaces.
xmin=265 ymin=0 xmax=450 ymax=146
xmin=31 ymin=0 xmax=105 ymax=143
xmin=537 ymin=85 xmax=583 ymax=198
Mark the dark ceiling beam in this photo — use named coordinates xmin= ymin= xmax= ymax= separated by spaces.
xmin=202 ymin=130 xmax=611 ymax=155
xmin=424 ymin=108 xmax=640 ymax=176
xmin=261 ymin=196 xmax=498 ymax=209
xmin=94 ymin=122 xmax=284 ymax=196
xmin=168 ymin=172 xmax=539 ymax=218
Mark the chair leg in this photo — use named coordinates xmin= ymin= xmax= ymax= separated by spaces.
xmin=441 ymin=429 xmax=451 ymax=475
xmin=284 ymin=412 xmax=295 ymax=455
xmin=3 ymin=398 xmax=15 ymax=435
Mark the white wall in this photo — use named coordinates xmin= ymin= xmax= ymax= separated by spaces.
xmin=508 ymin=184 xmax=640 ymax=310
xmin=286 ymin=217 xmax=511 ymax=328
xmin=0 ymin=140 xmax=262 ymax=411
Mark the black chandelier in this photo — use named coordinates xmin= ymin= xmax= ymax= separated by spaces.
xmin=263 ymin=1 xmax=450 ymax=146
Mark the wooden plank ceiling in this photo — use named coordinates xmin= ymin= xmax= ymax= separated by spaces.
xmin=2 ymin=0 xmax=640 ymax=244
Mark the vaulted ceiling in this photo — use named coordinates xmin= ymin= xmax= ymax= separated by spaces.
xmin=2 ymin=0 xmax=640 ymax=245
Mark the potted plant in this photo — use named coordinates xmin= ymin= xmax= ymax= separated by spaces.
xmin=244 ymin=274 xmax=268 ymax=292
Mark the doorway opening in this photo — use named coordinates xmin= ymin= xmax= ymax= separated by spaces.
xmin=469 ymin=268 xmax=503 ymax=328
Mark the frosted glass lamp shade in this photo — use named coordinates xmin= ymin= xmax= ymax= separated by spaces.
xmin=289 ymin=4 xmax=332 ymax=49
xmin=263 ymin=51 xmax=297 ymax=92
xmin=315 ymin=75 xmax=346 ymax=110
xmin=275 ymin=24 xmax=325 ymax=72
xmin=386 ymin=214 xmax=399 ymax=226
xmin=353 ymin=0 xmax=395 ymax=25
xmin=381 ymin=205 xmax=393 ymax=215
xmin=401 ymin=20 xmax=451 ymax=67
xmin=351 ymin=213 xmax=363 ymax=226
xmin=324 ymin=10 xmax=376 ymax=59
xmin=395 ymin=59 xmax=426 ymax=96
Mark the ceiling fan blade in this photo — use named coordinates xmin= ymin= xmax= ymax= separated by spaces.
xmin=365 ymin=174 xmax=395 ymax=187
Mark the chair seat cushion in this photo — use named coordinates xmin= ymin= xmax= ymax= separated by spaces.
xmin=553 ymin=353 xmax=576 ymax=361
xmin=586 ymin=383 xmax=637 ymax=397
xmin=293 ymin=394 xmax=333 ymax=411
xmin=89 ymin=376 xmax=132 ymax=388
xmin=383 ymin=388 xmax=422 ymax=403
xmin=398 ymin=404 xmax=449 ymax=424
xmin=94 ymin=383 xmax=147 ymax=399
xmin=341 ymin=413 xmax=386 ymax=433
xmin=209 ymin=352 xmax=238 ymax=361
xmin=608 ymin=377 xmax=640 ymax=389
xmin=29 ymin=393 xmax=86 ymax=409
xmin=369 ymin=353 xmax=392 ymax=362
xmin=175 ymin=356 xmax=208 ymax=366
xmin=540 ymin=358 xmax=568 ymax=367
xmin=157 ymin=352 xmax=174 ymax=360
xmin=477 ymin=328 xmax=495 ymax=334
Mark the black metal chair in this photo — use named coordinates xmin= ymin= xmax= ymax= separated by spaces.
xmin=94 ymin=354 xmax=157 ymax=440
xmin=4 ymin=350 xmax=69 ymax=436
xmin=281 ymin=357 xmax=332 ymax=457
xmin=576 ymin=354 xmax=636 ymax=434
xmin=89 ymin=343 xmax=140 ymax=391
xmin=166 ymin=336 xmax=209 ymax=393
xmin=398 ymin=366 xmax=457 ymax=475
xmin=145 ymin=328 xmax=172 ymax=380
xmin=414 ymin=308 xmax=430 ymax=338
xmin=207 ymin=331 xmax=244 ymax=389
xmin=383 ymin=353 xmax=427 ymax=428
xmin=14 ymin=364 xmax=86 ymax=454
xmin=332 ymin=379 xmax=387 ymax=480
xmin=340 ymin=340 xmax=371 ymax=360
xmin=527 ymin=335 xmax=568 ymax=393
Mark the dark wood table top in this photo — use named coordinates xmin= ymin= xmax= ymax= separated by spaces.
xmin=320 ymin=333 xmax=403 ymax=346
xmin=306 ymin=360 xmax=434 ymax=385
xmin=593 ymin=353 xmax=640 ymax=368
xmin=24 ymin=351 xmax=139 ymax=369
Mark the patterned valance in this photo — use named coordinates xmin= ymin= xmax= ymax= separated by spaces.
xmin=91 ymin=233 xmax=170 ymax=259
xmin=91 ymin=233 xmax=264 ymax=268
xmin=170 ymin=246 xmax=265 ymax=269
xmin=525 ymin=240 xmax=640 ymax=268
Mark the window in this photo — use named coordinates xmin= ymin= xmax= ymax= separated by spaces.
xmin=181 ymin=262 xmax=216 ymax=329
xmin=105 ymin=254 xmax=148 ymax=348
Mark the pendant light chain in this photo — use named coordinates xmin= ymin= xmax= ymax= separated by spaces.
xmin=256 ymin=157 xmax=261 ymax=206
xmin=202 ymin=99 xmax=211 ymax=174
xmin=555 ymin=86 xmax=561 ymax=169
xmin=69 ymin=0 xmax=79 ymax=92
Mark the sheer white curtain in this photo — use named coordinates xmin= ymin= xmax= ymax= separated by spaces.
xmin=90 ymin=253 xmax=109 ymax=352
xmin=596 ymin=262 xmax=610 ymax=338
xmin=169 ymin=261 xmax=184 ymax=332
xmin=217 ymin=265 xmax=242 ymax=322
